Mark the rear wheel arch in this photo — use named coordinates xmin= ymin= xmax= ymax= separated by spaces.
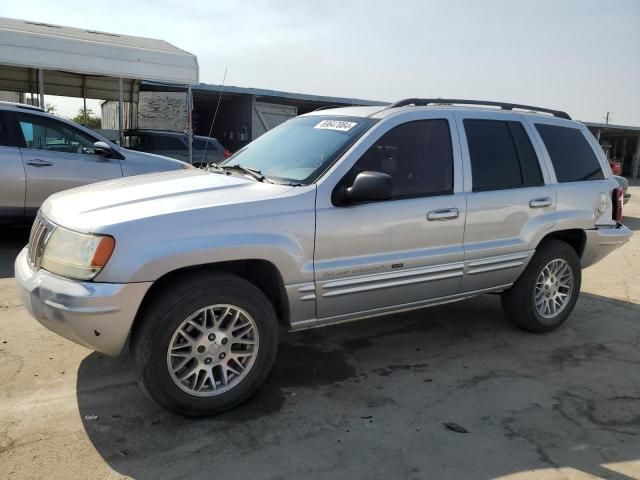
xmin=537 ymin=229 xmax=586 ymax=259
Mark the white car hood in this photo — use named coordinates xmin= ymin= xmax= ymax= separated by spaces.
xmin=41 ymin=169 xmax=295 ymax=231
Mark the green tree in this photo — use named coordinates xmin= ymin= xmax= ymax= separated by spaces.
xmin=71 ymin=108 xmax=101 ymax=129
xmin=45 ymin=104 xmax=57 ymax=114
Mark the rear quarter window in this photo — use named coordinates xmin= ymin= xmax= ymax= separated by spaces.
xmin=535 ymin=124 xmax=604 ymax=182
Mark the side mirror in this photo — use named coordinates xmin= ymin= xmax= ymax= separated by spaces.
xmin=340 ymin=171 xmax=393 ymax=204
xmin=94 ymin=141 xmax=115 ymax=157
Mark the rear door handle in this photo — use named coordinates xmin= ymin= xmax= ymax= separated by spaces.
xmin=529 ymin=197 xmax=552 ymax=208
xmin=26 ymin=159 xmax=53 ymax=167
xmin=427 ymin=208 xmax=459 ymax=221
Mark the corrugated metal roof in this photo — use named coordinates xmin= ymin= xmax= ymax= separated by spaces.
xmin=191 ymin=83 xmax=387 ymax=106
xmin=582 ymin=121 xmax=640 ymax=132
xmin=0 ymin=17 xmax=198 ymax=85
xmin=141 ymin=81 xmax=386 ymax=107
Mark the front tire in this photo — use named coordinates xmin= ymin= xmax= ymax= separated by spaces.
xmin=501 ymin=240 xmax=581 ymax=333
xmin=131 ymin=271 xmax=279 ymax=416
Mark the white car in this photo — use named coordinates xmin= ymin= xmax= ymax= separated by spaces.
xmin=0 ymin=101 xmax=188 ymax=224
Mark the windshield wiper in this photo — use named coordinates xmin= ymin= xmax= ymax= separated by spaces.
xmin=215 ymin=164 xmax=271 ymax=183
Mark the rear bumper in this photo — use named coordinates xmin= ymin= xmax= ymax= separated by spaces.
xmin=14 ymin=248 xmax=152 ymax=356
xmin=582 ymin=224 xmax=633 ymax=268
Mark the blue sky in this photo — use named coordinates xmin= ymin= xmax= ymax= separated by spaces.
xmin=1 ymin=0 xmax=639 ymax=124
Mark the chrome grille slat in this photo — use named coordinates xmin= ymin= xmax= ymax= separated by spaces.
xmin=27 ymin=216 xmax=52 ymax=270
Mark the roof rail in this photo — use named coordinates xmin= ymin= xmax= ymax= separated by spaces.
xmin=385 ymin=98 xmax=571 ymax=120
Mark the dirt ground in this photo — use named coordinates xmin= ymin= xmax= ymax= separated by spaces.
xmin=1 ymin=184 xmax=639 ymax=480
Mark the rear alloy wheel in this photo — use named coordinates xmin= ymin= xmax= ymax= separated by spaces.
xmin=501 ymin=240 xmax=581 ymax=333
xmin=132 ymin=272 xmax=279 ymax=416
xmin=533 ymin=259 xmax=574 ymax=319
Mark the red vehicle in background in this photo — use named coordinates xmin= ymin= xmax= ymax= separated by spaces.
xmin=609 ymin=159 xmax=623 ymax=175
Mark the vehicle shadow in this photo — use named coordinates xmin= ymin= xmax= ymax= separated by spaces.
xmin=76 ymin=292 xmax=640 ymax=480
xmin=0 ymin=226 xmax=29 ymax=279
xmin=622 ymin=215 xmax=640 ymax=231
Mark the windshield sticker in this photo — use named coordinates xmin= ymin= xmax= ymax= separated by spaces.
xmin=314 ymin=120 xmax=358 ymax=132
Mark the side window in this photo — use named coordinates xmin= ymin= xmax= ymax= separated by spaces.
xmin=535 ymin=124 xmax=604 ymax=182
xmin=346 ymin=119 xmax=453 ymax=199
xmin=17 ymin=114 xmax=96 ymax=155
xmin=464 ymin=119 xmax=543 ymax=192
xmin=0 ymin=112 xmax=16 ymax=147
xmin=123 ymin=134 xmax=142 ymax=150
xmin=149 ymin=135 xmax=185 ymax=151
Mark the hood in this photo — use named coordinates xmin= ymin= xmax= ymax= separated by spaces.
xmin=120 ymin=147 xmax=188 ymax=166
xmin=121 ymin=147 xmax=183 ymax=163
xmin=41 ymin=169 xmax=295 ymax=231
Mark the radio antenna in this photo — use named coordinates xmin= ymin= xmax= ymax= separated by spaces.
xmin=200 ymin=66 xmax=228 ymax=164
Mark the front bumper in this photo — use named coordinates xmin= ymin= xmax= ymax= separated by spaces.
xmin=582 ymin=224 xmax=633 ymax=268
xmin=14 ymin=248 xmax=152 ymax=356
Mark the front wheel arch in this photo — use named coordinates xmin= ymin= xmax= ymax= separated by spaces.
xmin=131 ymin=260 xmax=290 ymax=342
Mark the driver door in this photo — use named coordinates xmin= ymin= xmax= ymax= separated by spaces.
xmin=314 ymin=112 xmax=466 ymax=321
xmin=16 ymin=112 xmax=123 ymax=213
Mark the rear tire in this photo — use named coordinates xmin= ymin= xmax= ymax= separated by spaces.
xmin=501 ymin=240 xmax=581 ymax=333
xmin=131 ymin=271 xmax=279 ymax=416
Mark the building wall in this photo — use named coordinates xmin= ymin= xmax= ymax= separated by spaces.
xmin=0 ymin=90 xmax=20 ymax=102
xmin=100 ymin=100 xmax=136 ymax=130
xmin=101 ymin=91 xmax=188 ymax=132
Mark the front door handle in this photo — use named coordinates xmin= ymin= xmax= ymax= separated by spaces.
xmin=26 ymin=159 xmax=53 ymax=167
xmin=529 ymin=197 xmax=552 ymax=208
xmin=427 ymin=208 xmax=459 ymax=221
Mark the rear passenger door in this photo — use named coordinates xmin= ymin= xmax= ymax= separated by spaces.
xmin=455 ymin=112 xmax=556 ymax=293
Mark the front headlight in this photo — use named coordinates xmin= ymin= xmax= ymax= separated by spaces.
xmin=41 ymin=227 xmax=115 ymax=281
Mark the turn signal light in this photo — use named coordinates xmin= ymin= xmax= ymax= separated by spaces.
xmin=91 ymin=236 xmax=116 ymax=267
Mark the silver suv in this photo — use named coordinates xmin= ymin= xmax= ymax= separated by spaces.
xmin=0 ymin=101 xmax=188 ymax=224
xmin=15 ymin=98 xmax=632 ymax=416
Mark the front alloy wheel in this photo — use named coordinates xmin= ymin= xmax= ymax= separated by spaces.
xmin=167 ymin=305 xmax=259 ymax=396
xmin=132 ymin=272 xmax=279 ymax=416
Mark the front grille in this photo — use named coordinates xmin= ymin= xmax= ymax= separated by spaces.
xmin=27 ymin=216 xmax=52 ymax=269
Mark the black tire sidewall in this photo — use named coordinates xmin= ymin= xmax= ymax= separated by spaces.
xmin=503 ymin=240 xmax=582 ymax=332
xmin=133 ymin=273 xmax=279 ymax=416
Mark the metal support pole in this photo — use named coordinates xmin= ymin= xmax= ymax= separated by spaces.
xmin=118 ymin=77 xmax=124 ymax=145
xmin=632 ymin=135 xmax=640 ymax=179
xmin=187 ymin=84 xmax=193 ymax=164
xmin=37 ymin=69 xmax=44 ymax=109
xmin=82 ymin=76 xmax=87 ymax=126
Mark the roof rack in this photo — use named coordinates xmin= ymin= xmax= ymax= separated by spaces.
xmin=384 ymin=98 xmax=571 ymax=120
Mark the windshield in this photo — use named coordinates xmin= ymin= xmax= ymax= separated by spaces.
xmin=219 ymin=115 xmax=376 ymax=184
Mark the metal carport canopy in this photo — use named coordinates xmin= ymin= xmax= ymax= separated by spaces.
xmin=0 ymin=17 xmax=199 ymax=100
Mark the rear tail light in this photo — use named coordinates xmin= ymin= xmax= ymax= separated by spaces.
xmin=612 ymin=187 xmax=624 ymax=223
xmin=223 ymin=149 xmax=231 ymax=158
